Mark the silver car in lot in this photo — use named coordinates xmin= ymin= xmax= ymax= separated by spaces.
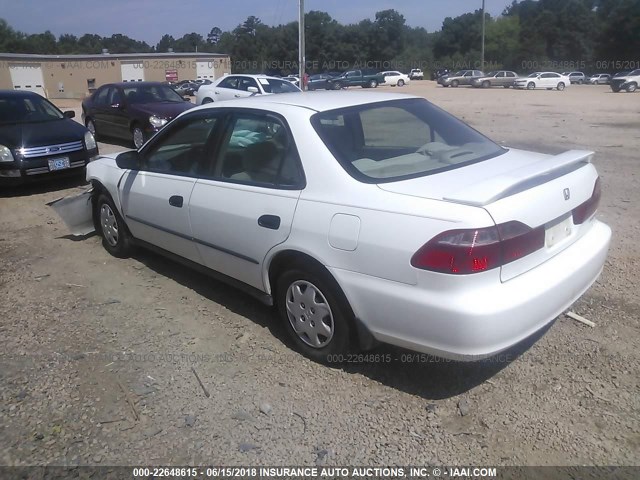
xmin=471 ymin=71 xmax=519 ymax=88
xmin=438 ymin=70 xmax=485 ymax=87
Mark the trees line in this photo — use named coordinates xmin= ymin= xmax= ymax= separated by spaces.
xmin=1 ymin=1 xmax=638 ymax=74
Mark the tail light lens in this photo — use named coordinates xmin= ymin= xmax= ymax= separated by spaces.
xmin=572 ymin=177 xmax=601 ymax=225
xmin=411 ymin=221 xmax=544 ymax=274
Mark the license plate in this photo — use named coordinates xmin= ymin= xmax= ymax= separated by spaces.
xmin=545 ymin=216 xmax=572 ymax=248
xmin=48 ymin=157 xmax=70 ymax=171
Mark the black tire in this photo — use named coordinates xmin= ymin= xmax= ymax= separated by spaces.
xmin=397 ymin=79 xmax=405 ymax=87
xmin=368 ymin=79 xmax=378 ymax=88
xmin=482 ymin=80 xmax=490 ymax=88
xmin=332 ymin=82 xmax=343 ymax=90
xmin=85 ymin=118 xmax=98 ymax=140
xmin=503 ymin=85 xmax=511 ymax=88
xmin=557 ymin=82 xmax=565 ymax=91
xmin=611 ymin=85 xmax=621 ymax=93
xmin=94 ymin=192 xmax=133 ymax=258
xmin=451 ymin=80 xmax=459 ymax=88
xmin=626 ymin=83 xmax=637 ymax=93
xmin=276 ymin=267 xmax=354 ymax=363
xmin=201 ymin=97 xmax=213 ymax=104
xmin=527 ymin=82 xmax=535 ymax=90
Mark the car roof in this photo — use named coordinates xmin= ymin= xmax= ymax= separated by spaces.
xmin=0 ymin=89 xmax=43 ymax=99
xmin=102 ymin=81 xmax=173 ymax=88
xmin=225 ymin=74 xmax=290 ymax=81
xmin=193 ymin=91 xmax=420 ymax=114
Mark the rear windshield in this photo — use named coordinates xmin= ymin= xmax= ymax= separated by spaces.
xmin=311 ymin=98 xmax=505 ymax=183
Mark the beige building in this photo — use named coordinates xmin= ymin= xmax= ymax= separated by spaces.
xmin=0 ymin=52 xmax=231 ymax=99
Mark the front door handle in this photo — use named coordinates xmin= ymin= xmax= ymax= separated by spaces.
xmin=258 ymin=214 xmax=280 ymax=230
xmin=169 ymin=195 xmax=183 ymax=208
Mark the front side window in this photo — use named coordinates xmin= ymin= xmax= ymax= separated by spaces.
xmin=311 ymin=99 xmax=505 ymax=183
xmin=93 ymin=87 xmax=110 ymax=106
xmin=259 ymin=79 xmax=300 ymax=94
xmin=123 ymin=85 xmax=184 ymax=104
xmin=215 ymin=113 xmax=303 ymax=188
xmin=142 ymin=115 xmax=219 ymax=176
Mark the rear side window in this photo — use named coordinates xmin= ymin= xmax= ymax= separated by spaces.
xmin=311 ymin=98 xmax=505 ymax=183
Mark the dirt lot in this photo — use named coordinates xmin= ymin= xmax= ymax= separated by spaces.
xmin=1 ymin=82 xmax=639 ymax=467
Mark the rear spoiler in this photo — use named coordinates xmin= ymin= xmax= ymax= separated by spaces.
xmin=443 ymin=150 xmax=594 ymax=207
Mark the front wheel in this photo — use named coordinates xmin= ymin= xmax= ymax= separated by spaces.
xmin=277 ymin=268 xmax=353 ymax=363
xmin=527 ymin=82 xmax=535 ymax=90
xmin=85 ymin=118 xmax=98 ymax=140
xmin=626 ymin=83 xmax=637 ymax=93
xmin=132 ymin=125 xmax=145 ymax=149
xmin=94 ymin=193 xmax=133 ymax=258
xmin=332 ymin=82 xmax=343 ymax=90
xmin=482 ymin=80 xmax=490 ymax=88
xmin=451 ymin=80 xmax=459 ymax=88
xmin=503 ymin=85 xmax=511 ymax=88
xmin=397 ymin=79 xmax=405 ymax=87
xmin=557 ymin=82 xmax=565 ymax=91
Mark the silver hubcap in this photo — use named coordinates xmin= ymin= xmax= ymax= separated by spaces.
xmin=100 ymin=203 xmax=119 ymax=247
xmin=285 ymin=280 xmax=334 ymax=348
xmin=133 ymin=128 xmax=144 ymax=149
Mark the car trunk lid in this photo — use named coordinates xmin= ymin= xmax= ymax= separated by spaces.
xmin=378 ymin=148 xmax=600 ymax=281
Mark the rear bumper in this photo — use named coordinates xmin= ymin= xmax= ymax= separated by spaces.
xmin=331 ymin=220 xmax=611 ymax=361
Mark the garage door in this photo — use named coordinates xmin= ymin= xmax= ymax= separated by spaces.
xmin=9 ymin=63 xmax=46 ymax=96
xmin=121 ymin=61 xmax=145 ymax=82
xmin=196 ymin=61 xmax=216 ymax=81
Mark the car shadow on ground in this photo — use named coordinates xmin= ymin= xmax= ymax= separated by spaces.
xmin=129 ymin=247 xmax=551 ymax=400
xmin=0 ymin=174 xmax=87 ymax=198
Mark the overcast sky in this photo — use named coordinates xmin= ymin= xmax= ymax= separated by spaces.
xmin=0 ymin=0 xmax=514 ymax=45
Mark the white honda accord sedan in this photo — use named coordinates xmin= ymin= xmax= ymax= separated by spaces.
xmin=80 ymin=91 xmax=610 ymax=363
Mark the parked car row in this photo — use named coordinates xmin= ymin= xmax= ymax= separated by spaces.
xmin=437 ymin=69 xmax=638 ymax=92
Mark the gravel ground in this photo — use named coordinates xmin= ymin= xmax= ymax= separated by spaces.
xmin=0 ymin=82 xmax=638 ymax=467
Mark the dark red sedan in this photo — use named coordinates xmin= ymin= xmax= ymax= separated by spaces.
xmin=81 ymin=82 xmax=194 ymax=149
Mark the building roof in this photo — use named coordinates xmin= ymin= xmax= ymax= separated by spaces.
xmin=0 ymin=52 xmax=229 ymax=61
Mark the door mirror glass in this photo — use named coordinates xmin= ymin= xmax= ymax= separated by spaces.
xmin=247 ymin=86 xmax=259 ymax=94
xmin=63 ymin=111 xmax=75 ymax=118
xmin=116 ymin=150 xmax=140 ymax=170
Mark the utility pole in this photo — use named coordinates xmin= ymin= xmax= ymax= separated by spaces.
xmin=481 ymin=0 xmax=486 ymax=70
xmin=298 ymin=0 xmax=305 ymax=90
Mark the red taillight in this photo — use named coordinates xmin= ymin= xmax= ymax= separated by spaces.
xmin=411 ymin=221 xmax=544 ymax=274
xmin=572 ymin=177 xmax=601 ymax=225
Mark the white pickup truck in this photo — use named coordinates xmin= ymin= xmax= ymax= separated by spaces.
xmin=409 ymin=69 xmax=424 ymax=80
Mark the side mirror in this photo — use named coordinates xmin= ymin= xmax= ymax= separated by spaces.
xmin=63 ymin=111 xmax=75 ymax=119
xmin=247 ymin=86 xmax=259 ymax=94
xmin=115 ymin=150 xmax=140 ymax=170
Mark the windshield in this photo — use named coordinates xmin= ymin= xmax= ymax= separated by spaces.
xmin=0 ymin=95 xmax=64 ymax=124
xmin=311 ymin=98 xmax=505 ymax=183
xmin=527 ymin=72 xmax=540 ymax=78
xmin=629 ymin=69 xmax=640 ymax=76
xmin=123 ymin=85 xmax=184 ymax=104
xmin=259 ymin=79 xmax=300 ymax=94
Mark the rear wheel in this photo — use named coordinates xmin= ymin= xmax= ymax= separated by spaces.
xmin=451 ymin=80 xmax=459 ymax=88
xmin=201 ymin=97 xmax=213 ymax=104
xmin=277 ymin=267 xmax=354 ymax=363
xmin=557 ymin=82 xmax=565 ymax=91
xmin=368 ymin=79 xmax=378 ymax=88
xmin=527 ymin=82 xmax=535 ymax=90
xmin=503 ymin=85 xmax=511 ymax=88
xmin=94 ymin=193 xmax=133 ymax=258
xmin=482 ymin=80 xmax=490 ymax=88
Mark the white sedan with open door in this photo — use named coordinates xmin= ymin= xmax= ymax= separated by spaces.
xmin=55 ymin=91 xmax=610 ymax=364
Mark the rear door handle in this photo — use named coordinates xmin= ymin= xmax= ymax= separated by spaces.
xmin=169 ymin=195 xmax=183 ymax=208
xmin=258 ymin=215 xmax=280 ymax=230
